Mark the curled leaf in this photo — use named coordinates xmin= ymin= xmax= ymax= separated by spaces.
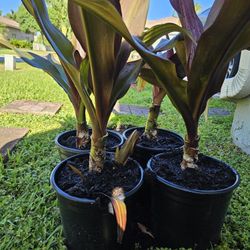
xmin=68 ymin=164 xmax=84 ymax=180
xmin=110 ymin=187 xmax=127 ymax=244
xmin=115 ymin=130 xmax=140 ymax=166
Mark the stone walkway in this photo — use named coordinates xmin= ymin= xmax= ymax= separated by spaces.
xmin=0 ymin=100 xmax=62 ymax=116
xmin=114 ymin=104 xmax=230 ymax=117
xmin=114 ymin=104 xmax=149 ymax=116
xmin=0 ymin=127 xmax=29 ymax=161
xmin=208 ymin=107 xmax=231 ymax=116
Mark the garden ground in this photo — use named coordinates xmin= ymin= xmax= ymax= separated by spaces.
xmin=0 ymin=62 xmax=249 ymax=250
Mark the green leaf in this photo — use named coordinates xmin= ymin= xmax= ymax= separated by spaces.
xmin=78 ymin=8 xmax=118 ymax=134
xmin=109 ymin=59 xmax=143 ymax=115
xmin=152 ymin=35 xmax=187 ymax=75
xmin=154 ymin=38 xmax=172 ymax=52
xmin=25 ymin=0 xmax=76 ymax=66
xmin=143 ymin=22 xmax=196 ymax=47
xmin=20 ymin=52 xmax=70 ymax=95
xmin=139 ymin=65 xmax=159 ymax=86
xmin=115 ymin=130 xmax=140 ymax=166
xmin=120 ymin=0 xmax=149 ymax=37
xmin=24 ymin=0 xmax=99 ymax=134
xmin=22 ymin=0 xmax=35 ymax=16
xmin=0 ymin=38 xmax=71 ymax=98
xmin=80 ymin=56 xmax=91 ymax=93
xmin=114 ymin=0 xmax=149 ymax=83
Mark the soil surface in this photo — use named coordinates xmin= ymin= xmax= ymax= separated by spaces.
xmin=151 ymin=153 xmax=236 ymax=190
xmin=60 ymin=131 xmax=121 ymax=150
xmin=57 ymin=154 xmax=141 ymax=199
xmin=126 ymin=127 xmax=184 ymax=151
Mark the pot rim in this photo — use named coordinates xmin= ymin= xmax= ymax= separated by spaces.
xmin=51 ymin=152 xmax=144 ymax=203
xmin=122 ymin=126 xmax=184 ymax=153
xmin=147 ymin=152 xmax=240 ymax=195
xmin=55 ymin=129 xmax=124 ymax=153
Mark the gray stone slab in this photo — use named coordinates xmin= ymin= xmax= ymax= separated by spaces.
xmin=0 ymin=100 xmax=62 ymax=116
xmin=0 ymin=127 xmax=29 ymax=161
xmin=208 ymin=107 xmax=231 ymax=116
xmin=114 ymin=104 xmax=149 ymax=116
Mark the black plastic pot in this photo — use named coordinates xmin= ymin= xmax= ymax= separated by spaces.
xmin=51 ymin=153 xmax=144 ymax=250
xmin=55 ymin=129 xmax=124 ymax=160
xmin=123 ymin=127 xmax=184 ymax=168
xmin=147 ymin=153 xmax=240 ymax=250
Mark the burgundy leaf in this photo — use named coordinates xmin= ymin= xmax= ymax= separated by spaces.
xmin=170 ymin=0 xmax=203 ymax=71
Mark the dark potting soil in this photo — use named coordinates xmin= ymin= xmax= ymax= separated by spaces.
xmin=61 ymin=131 xmax=120 ymax=150
xmin=57 ymin=155 xmax=140 ymax=199
xmin=151 ymin=153 xmax=236 ymax=190
xmin=126 ymin=127 xmax=183 ymax=150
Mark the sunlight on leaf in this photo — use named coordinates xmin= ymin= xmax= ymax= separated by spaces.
xmin=111 ymin=187 xmax=127 ymax=244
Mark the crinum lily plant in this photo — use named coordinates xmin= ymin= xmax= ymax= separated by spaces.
xmin=69 ymin=0 xmax=250 ymax=170
xmin=1 ymin=0 xmax=150 ymax=172
xmin=139 ymin=49 xmax=185 ymax=140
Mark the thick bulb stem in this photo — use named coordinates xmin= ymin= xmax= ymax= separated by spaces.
xmin=144 ymin=104 xmax=160 ymax=139
xmin=89 ymin=134 xmax=107 ymax=172
xmin=76 ymin=121 xmax=90 ymax=149
xmin=181 ymin=135 xmax=199 ymax=170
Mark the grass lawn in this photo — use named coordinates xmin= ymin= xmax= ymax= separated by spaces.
xmin=0 ymin=48 xmax=52 ymax=56
xmin=0 ymin=63 xmax=249 ymax=250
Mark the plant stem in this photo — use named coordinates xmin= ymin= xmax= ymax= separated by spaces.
xmin=144 ymin=86 xmax=166 ymax=139
xmin=75 ymin=103 xmax=90 ymax=148
xmin=76 ymin=121 xmax=90 ymax=149
xmin=89 ymin=133 xmax=107 ymax=172
xmin=181 ymin=131 xmax=199 ymax=170
xmin=144 ymin=104 xmax=160 ymax=139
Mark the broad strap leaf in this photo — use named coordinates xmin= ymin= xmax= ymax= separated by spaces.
xmin=25 ymin=0 xmax=76 ymax=66
xmin=143 ymin=22 xmax=196 ymax=47
xmin=78 ymin=8 xmax=118 ymax=133
xmin=154 ymin=35 xmax=188 ymax=74
xmin=24 ymin=0 xmax=100 ymax=135
xmin=170 ymin=0 xmax=203 ymax=70
xmin=68 ymin=2 xmax=87 ymax=52
xmin=189 ymin=0 xmax=250 ymax=121
xmin=0 ymin=38 xmax=71 ymax=97
xmin=140 ymin=65 xmax=159 ymax=86
xmin=114 ymin=0 xmax=149 ymax=83
xmin=120 ymin=0 xmax=149 ymax=37
xmin=22 ymin=0 xmax=35 ymax=16
xmin=109 ymin=59 xmax=143 ymax=115
xmin=204 ymin=0 xmax=225 ymax=30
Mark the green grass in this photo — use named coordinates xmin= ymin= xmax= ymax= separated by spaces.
xmin=0 ymin=48 xmax=51 ymax=56
xmin=0 ymin=64 xmax=249 ymax=249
